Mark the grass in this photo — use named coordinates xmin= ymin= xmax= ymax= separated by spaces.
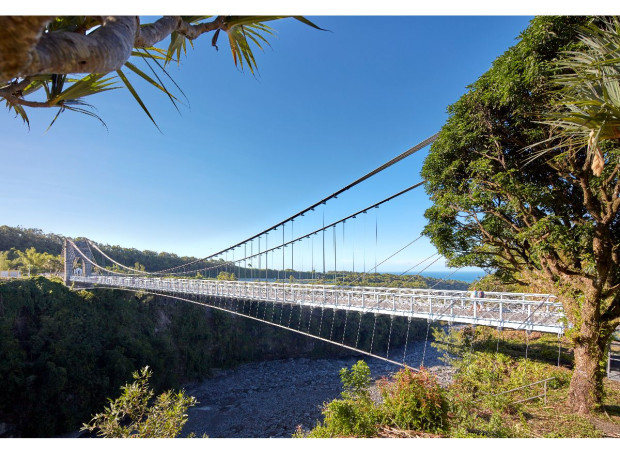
xmin=305 ymin=327 xmax=620 ymax=438
xmin=478 ymin=376 xmax=620 ymax=438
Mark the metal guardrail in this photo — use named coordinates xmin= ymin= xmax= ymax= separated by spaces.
xmin=70 ymin=274 xmax=566 ymax=334
xmin=481 ymin=377 xmax=556 ymax=405
xmin=608 ymin=340 xmax=620 ymax=379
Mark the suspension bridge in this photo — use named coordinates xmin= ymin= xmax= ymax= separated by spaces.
xmin=63 ymin=134 xmax=567 ymax=368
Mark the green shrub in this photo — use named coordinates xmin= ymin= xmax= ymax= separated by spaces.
xmin=452 ymin=352 xmax=569 ymax=406
xmin=378 ymin=368 xmax=448 ymax=433
xmin=339 ymin=360 xmax=371 ymax=398
xmin=81 ymin=366 xmax=197 ymax=438
xmin=304 ymin=360 xmax=381 ymax=437
xmin=308 ymin=397 xmax=381 ymax=437
xmin=304 ymin=362 xmax=450 ymax=437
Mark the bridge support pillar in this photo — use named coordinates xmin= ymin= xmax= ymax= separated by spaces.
xmin=63 ymin=239 xmax=95 ymax=286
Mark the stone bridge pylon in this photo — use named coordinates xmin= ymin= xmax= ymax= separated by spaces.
xmin=63 ymin=239 xmax=95 ymax=286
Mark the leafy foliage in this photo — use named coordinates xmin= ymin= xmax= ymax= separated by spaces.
xmin=378 ymin=368 xmax=448 ymax=433
xmin=303 ymin=361 xmax=448 ymax=437
xmin=536 ymin=18 xmax=620 ymax=174
xmin=429 ymin=327 xmax=575 ymax=437
xmin=81 ymin=366 xmax=196 ymax=438
xmin=0 ymin=246 xmax=62 ymax=274
xmin=216 ymin=271 xmax=237 ymax=281
xmin=339 ymin=360 xmax=371 ymax=397
xmin=304 ymin=330 xmax=616 ymax=438
xmin=421 ymin=15 xmax=620 ymax=410
xmin=13 ymin=247 xmax=62 ymax=274
xmin=1 ymin=16 xmax=323 ymax=128
xmin=431 ymin=325 xmax=574 ymax=368
xmin=304 ymin=361 xmax=380 ymax=437
xmin=0 ymin=251 xmax=12 ymax=271
xmin=0 ymin=226 xmax=66 ymax=256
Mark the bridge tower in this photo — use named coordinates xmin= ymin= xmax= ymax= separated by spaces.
xmin=63 ymin=239 xmax=94 ymax=285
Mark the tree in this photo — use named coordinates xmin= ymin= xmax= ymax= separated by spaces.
xmin=81 ymin=366 xmax=197 ymax=438
xmin=0 ymin=251 xmax=13 ymax=271
xmin=0 ymin=16 xmax=323 ymax=128
xmin=216 ymin=271 xmax=236 ymax=281
xmin=13 ymin=247 xmax=62 ymax=275
xmin=537 ymin=18 xmax=620 ymax=177
xmin=421 ymin=16 xmax=619 ymax=414
xmin=339 ymin=360 xmax=372 ymax=398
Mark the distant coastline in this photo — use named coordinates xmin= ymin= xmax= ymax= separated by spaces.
xmin=396 ymin=270 xmax=485 ymax=283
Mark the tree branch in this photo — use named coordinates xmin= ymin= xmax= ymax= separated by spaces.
xmin=21 ymin=16 xmax=138 ymax=78
xmin=133 ymin=16 xmax=225 ymax=48
xmin=177 ymin=17 xmax=227 ymax=40
xmin=1 ymin=95 xmax=53 ymax=108
xmin=2 ymin=15 xmax=249 ymax=83
xmin=0 ymin=16 xmax=53 ymax=81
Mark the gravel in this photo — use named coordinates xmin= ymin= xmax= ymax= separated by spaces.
xmin=181 ymin=339 xmax=453 ymax=438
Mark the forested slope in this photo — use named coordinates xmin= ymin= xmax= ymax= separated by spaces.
xmin=0 ymin=225 xmax=197 ymax=271
xmin=0 ymin=277 xmax=428 ymax=437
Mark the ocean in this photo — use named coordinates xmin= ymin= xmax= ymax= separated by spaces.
xmin=398 ymin=270 xmax=486 ymax=283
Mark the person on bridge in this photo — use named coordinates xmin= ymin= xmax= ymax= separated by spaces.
xmin=470 ymin=289 xmax=482 ymax=315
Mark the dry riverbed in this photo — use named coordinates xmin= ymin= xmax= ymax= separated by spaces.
xmin=181 ymin=340 xmax=453 ymax=438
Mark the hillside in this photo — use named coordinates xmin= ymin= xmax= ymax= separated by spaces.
xmin=0 ymin=225 xmax=470 ymax=290
xmin=1 ymin=277 xmax=409 ymax=436
xmin=0 ymin=225 xmax=197 ymax=272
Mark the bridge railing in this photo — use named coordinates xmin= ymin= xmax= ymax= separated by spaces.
xmin=174 ymin=278 xmax=552 ymax=300
xmin=70 ymin=275 xmax=565 ymax=334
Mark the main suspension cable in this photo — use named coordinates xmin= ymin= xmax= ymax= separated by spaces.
xmin=149 ymin=134 xmax=438 ymax=275
xmin=147 ymin=181 xmax=427 ymax=277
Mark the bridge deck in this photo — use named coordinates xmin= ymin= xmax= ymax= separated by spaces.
xmin=70 ymin=275 xmax=566 ymax=334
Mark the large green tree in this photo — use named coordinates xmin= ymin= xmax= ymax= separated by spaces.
xmin=422 ymin=16 xmax=620 ymax=414
xmin=81 ymin=366 xmax=197 ymax=438
xmin=14 ymin=247 xmax=62 ymax=275
xmin=0 ymin=16 xmax=322 ymax=127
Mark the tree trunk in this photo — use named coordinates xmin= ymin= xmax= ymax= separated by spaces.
xmin=0 ymin=16 xmax=52 ymax=81
xmin=566 ymin=296 xmax=610 ymax=414
xmin=567 ymin=331 xmax=605 ymax=413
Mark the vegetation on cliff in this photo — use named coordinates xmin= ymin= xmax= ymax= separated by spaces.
xmin=422 ymin=16 xmax=620 ymax=413
xmin=0 ymin=276 xmax=432 ymax=437
xmin=301 ymin=328 xmax=620 ymax=438
xmin=81 ymin=366 xmax=197 ymax=438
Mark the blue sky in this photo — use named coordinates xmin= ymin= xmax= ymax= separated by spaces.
xmin=0 ymin=16 xmax=533 ymax=272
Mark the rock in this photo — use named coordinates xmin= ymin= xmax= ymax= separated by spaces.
xmin=180 ymin=339 xmax=449 ymax=438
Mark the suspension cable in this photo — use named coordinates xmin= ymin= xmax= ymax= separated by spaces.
xmin=66 ymin=239 xmax=143 ymax=277
xmin=347 ymin=234 xmax=424 ymax=286
xmin=398 ymin=253 xmax=440 ymax=277
xmin=149 ymin=134 xmax=438 ymax=275
xmin=151 ymin=181 xmax=427 ymax=277
xmin=103 ymin=287 xmax=420 ymax=369
xmin=86 ymin=240 xmax=151 ymax=275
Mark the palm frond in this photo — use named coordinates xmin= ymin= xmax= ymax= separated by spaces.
xmin=5 ymin=100 xmax=29 ymax=127
xmin=291 ymin=16 xmax=327 ymax=31
xmin=227 ymin=26 xmax=257 ymax=72
xmin=116 ymin=68 xmax=161 ymax=132
xmin=164 ymin=16 xmax=324 ymax=72
xmin=140 ymin=48 xmax=190 ymax=107
xmin=529 ymin=17 xmax=620 ymax=173
xmin=50 ymin=73 xmax=120 ymax=105
xmin=46 ymin=99 xmax=108 ymax=131
xmin=131 ymin=47 xmax=168 ymax=60
xmin=63 ymin=104 xmax=109 ymax=130
xmin=124 ymin=61 xmax=180 ymax=108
